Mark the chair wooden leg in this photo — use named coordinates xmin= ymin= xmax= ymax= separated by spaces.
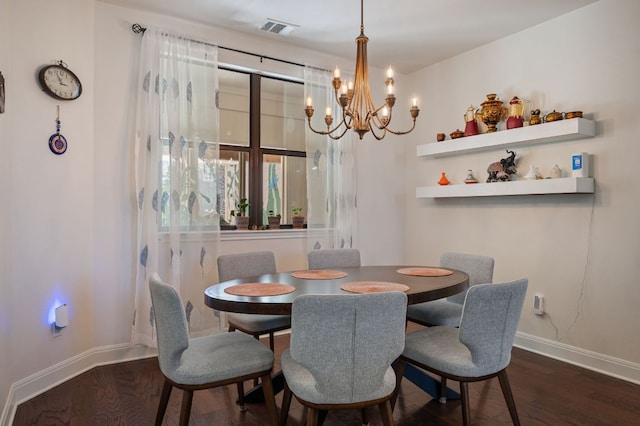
xmin=379 ymin=400 xmax=394 ymax=426
xmin=236 ymin=381 xmax=247 ymax=411
xmin=155 ymin=378 xmax=173 ymax=426
xmin=280 ymin=382 xmax=293 ymax=426
xmin=179 ymin=389 xmax=194 ymax=426
xmin=269 ymin=332 xmax=275 ymax=351
xmin=459 ymin=381 xmax=470 ymax=426
xmin=361 ymin=407 xmax=369 ymax=425
xmin=439 ymin=376 xmax=448 ymax=404
xmin=306 ymin=407 xmax=319 ymax=426
xmin=391 ymin=358 xmax=406 ymax=411
xmin=261 ymin=372 xmax=280 ymax=426
xmin=498 ymin=370 xmax=521 ymax=426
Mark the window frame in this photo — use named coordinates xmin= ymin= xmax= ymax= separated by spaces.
xmin=220 ymin=69 xmax=306 ymax=229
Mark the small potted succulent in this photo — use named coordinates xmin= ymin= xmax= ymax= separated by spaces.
xmin=267 ymin=210 xmax=281 ymax=229
xmin=230 ymin=198 xmax=250 ymax=230
xmin=291 ymin=206 xmax=304 ymax=229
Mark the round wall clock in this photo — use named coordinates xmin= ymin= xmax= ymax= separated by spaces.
xmin=38 ymin=61 xmax=82 ymax=101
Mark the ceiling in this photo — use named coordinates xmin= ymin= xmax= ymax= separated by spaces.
xmin=103 ymin=0 xmax=598 ymax=74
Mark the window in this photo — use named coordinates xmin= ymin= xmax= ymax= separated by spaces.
xmin=218 ymin=69 xmax=306 ymax=228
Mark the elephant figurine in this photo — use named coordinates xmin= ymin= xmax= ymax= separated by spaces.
xmin=487 ymin=150 xmax=518 ymax=182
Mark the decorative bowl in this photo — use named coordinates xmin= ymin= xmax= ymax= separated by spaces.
xmin=450 ymin=129 xmax=464 ymax=139
xmin=565 ymin=111 xmax=583 ymax=119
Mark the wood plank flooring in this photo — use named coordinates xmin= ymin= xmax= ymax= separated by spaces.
xmin=13 ymin=331 xmax=640 ymax=425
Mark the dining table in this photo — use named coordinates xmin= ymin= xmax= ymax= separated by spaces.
xmin=204 ymin=264 xmax=469 ymax=404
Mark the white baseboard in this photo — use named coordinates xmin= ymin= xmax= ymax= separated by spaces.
xmin=1 ymin=343 xmax=157 ymax=426
xmin=514 ymin=331 xmax=640 ymax=386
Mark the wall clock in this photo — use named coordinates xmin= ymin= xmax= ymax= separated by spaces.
xmin=38 ymin=61 xmax=82 ymax=101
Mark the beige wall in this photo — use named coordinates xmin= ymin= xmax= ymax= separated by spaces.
xmin=405 ymin=0 xmax=640 ymax=375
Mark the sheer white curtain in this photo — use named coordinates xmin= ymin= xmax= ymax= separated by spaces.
xmin=132 ymin=28 xmax=221 ymax=346
xmin=304 ymin=66 xmax=358 ymax=251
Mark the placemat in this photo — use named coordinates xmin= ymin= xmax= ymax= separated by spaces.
xmin=224 ymin=283 xmax=296 ymax=297
xmin=396 ymin=267 xmax=453 ymax=277
xmin=291 ymin=270 xmax=348 ymax=280
xmin=340 ymin=281 xmax=410 ymax=294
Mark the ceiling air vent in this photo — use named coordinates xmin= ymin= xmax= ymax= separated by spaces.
xmin=260 ymin=19 xmax=298 ymax=36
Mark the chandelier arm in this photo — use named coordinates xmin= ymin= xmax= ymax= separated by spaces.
xmin=368 ymin=125 xmax=387 ymax=141
xmin=327 ymin=126 xmax=351 ymax=140
xmin=306 ymin=116 xmax=349 ymax=136
xmin=378 ymin=119 xmax=418 ymax=136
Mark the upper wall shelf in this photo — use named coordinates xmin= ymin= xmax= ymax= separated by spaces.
xmin=417 ymin=118 xmax=596 ymax=158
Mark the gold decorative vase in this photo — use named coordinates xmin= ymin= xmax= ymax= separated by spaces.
xmin=476 ymin=93 xmax=508 ymax=133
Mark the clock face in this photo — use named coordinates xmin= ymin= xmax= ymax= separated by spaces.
xmin=39 ymin=65 xmax=82 ymax=100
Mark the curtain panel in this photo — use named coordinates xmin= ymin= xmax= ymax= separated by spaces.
xmin=132 ymin=29 xmax=221 ymax=346
xmin=304 ymin=66 xmax=358 ymax=252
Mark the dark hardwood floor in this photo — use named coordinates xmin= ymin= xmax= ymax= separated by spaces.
xmin=13 ymin=329 xmax=640 ymax=425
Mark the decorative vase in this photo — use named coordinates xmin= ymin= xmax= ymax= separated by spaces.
xmin=438 ymin=172 xmax=451 ymax=186
xmin=463 ymin=105 xmax=479 ymax=136
xmin=476 ymin=93 xmax=508 ymax=133
xmin=506 ymin=96 xmax=526 ymax=129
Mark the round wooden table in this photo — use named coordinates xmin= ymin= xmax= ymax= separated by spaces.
xmin=204 ymin=265 xmax=469 ymax=315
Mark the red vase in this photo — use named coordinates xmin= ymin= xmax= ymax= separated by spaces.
xmin=506 ymin=96 xmax=526 ymax=129
xmin=464 ymin=119 xmax=479 ymax=136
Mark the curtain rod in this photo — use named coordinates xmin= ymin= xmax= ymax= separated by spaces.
xmin=131 ymin=24 xmax=330 ymax=72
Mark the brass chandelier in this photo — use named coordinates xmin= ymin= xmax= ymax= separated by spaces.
xmin=305 ymin=0 xmax=419 ymax=140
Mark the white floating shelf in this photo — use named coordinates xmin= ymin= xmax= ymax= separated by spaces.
xmin=417 ymin=118 xmax=596 ymax=158
xmin=416 ymin=177 xmax=595 ymax=198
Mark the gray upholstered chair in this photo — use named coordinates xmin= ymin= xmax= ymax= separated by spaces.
xmin=406 ymin=252 xmax=494 ymax=327
xmin=280 ymin=292 xmax=407 ymax=426
xmin=217 ymin=251 xmax=291 ymax=351
xmin=307 ymin=248 xmax=361 ymax=269
xmin=393 ymin=278 xmax=528 ymax=426
xmin=149 ymin=274 xmax=279 ymax=426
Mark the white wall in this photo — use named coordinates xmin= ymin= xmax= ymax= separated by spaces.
xmin=0 ymin=0 xmax=12 ymax=414
xmin=405 ymin=0 xmax=640 ymax=374
xmin=2 ymin=1 xmax=407 ymax=421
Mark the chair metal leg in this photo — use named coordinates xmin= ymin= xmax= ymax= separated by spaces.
xmin=498 ymin=370 xmax=521 ymax=426
xmin=261 ymin=372 xmax=280 ymax=426
xmin=179 ymin=389 xmax=194 ymax=426
xmin=280 ymin=383 xmax=293 ymax=426
xmin=155 ymin=379 xmax=173 ymax=426
xmin=459 ymin=381 xmax=470 ymax=426
xmin=379 ymin=400 xmax=394 ymax=426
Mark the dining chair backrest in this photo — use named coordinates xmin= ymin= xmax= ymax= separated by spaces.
xmin=289 ymin=292 xmax=407 ymax=403
xmin=459 ymin=278 xmax=528 ymax=376
xmin=217 ymin=251 xmax=277 ymax=282
xmin=440 ymin=252 xmax=494 ymax=305
xmin=307 ymin=248 xmax=361 ymax=269
xmin=149 ymin=273 xmax=190 ymax=378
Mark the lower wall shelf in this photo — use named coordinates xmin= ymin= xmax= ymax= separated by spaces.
xmin=416 ymin=177 xmax=595 ymax=198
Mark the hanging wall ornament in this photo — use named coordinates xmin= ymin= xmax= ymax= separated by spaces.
xmin=49 ymin=105 xmax=68 ymax=155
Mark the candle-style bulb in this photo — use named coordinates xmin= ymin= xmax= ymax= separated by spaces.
xmin=334 ymin=67 xmax=341 ymax=79
xmin=325 ymin=106 xmax=332 ymax=116
xmin=412 ymin=97 xmax=418 ymax=107
xmin=386 ymin=66 xmax=393 ymax=78
xmin=306 ymin=96 xmax=313 ymax=107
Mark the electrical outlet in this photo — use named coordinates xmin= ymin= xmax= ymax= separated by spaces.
xmin=533 ymin=294 xmax=544 ymax=315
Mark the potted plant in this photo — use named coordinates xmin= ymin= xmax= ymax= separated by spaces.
xmin=267 ymin=210 xmax=281 ymax=229
xmin=291 ymin=207 xmax=304 ymax=229
xmin=230 ymin=198 xmax=250 ymax=230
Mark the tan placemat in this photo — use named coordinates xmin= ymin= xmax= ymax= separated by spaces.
xmin=224 ymin=283 xmax=296 ymax=297
xmin=341 ymin=281 xmax=410 ymax=294
xmin=291 ymin=270 xmax=348 ymax=280
xmin=396 ymin=267 xmax=453 ymax=277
